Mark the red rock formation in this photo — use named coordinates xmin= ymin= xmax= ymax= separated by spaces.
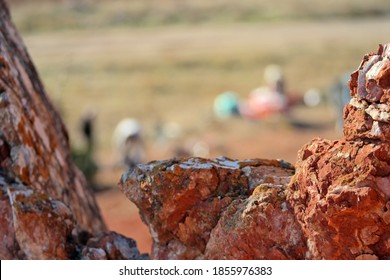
xmin=0 ymin=172 xmax=148 ymax=259
xmin=120 ymin=157 xmax=304 ymax=259
xmin=344 ymin=44 xmax=390 ymax=142
xmin=120 ymin=44 xmax=390 ymax=260
xmin=0 ymin=0 xmax=146 ymax=259
xmin=205 ymin=184 xmax=307 ymax=259
xmin=2 ymin=0 xmax=388 ymax=259
xmin=288 ymin=44 xmax=390 ymax=260
xmin=82 ymin=231 xmax=149 ymax=260
xmin=0 ymin=0 xmax=104 ymax=234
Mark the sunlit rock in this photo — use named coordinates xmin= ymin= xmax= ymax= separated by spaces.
xmin=120 ymin=44 xmax=390 ymax=260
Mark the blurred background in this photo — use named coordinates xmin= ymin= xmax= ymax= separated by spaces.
xmin=6 ymin=0 xmax=390 ymax=254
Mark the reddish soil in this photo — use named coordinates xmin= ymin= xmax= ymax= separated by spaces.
xmin=95 ymin=188 xmax=153 ymax=255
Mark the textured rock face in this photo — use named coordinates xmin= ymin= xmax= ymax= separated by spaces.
xmin=120 ymin=157 xmax=302 ymax=259
xmin=0 ymin=176 xmax=149 ymax=260
xmin=288 ymin=44 xmax=390 ymax=260
xmin=120 ymin=44 xmax=390 ymax=260
xmin=0 ymin=1 xmax=146 ymax=260
xmin=289 ymin=139 xmax=390 ymax=259
xmin=82 ymin=231 xmax=149 ymax=260
xmin=3 ymin=0 xmax=388 ymax=259
xmin=344 ymin=44 xmax=390 ymax=141
xmin=205 ymin=184 xmax=307 ymax=260
xmin=0 ymin=1 xmax=104 ymax=234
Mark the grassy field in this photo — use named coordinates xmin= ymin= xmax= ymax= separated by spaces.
xmin=6 ymin=0 xmax=390 ymax=164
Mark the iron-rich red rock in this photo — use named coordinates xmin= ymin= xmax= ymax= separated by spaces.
xmin=120 ymin=44 xmax=390 ymax=260
xmin=0 ymin=0 xmax=104 ymax=234
xmin=8 ymin=185 xmax=76 ymax=259
xmin=83 ymin=231 xmax=149 ymax=260
xmin=288 ymin=44 xmax=390 ymax=259
xmin=205 ymin=184 xmax=307 ymax=259
xmin=120 ymin=157 xmax=296 ymax=259
xmin=288 ymin=138 xmax=390 ymax=259
xmin=2 ymin=0 xmax=389 ymax=260
xmin=0 ymin=0 xmax=147 ymax=260
xmin=0 ymin=172 xmax=23 ymax=259
xmin=344 ymin=44 xmax=390 ymax=141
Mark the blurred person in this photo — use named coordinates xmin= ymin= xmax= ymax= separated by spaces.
xmin=240 ymin=64 xmax=288 ymax=120
xmin=112 ymin=118 xmax=145 ymax=169
xmin=80 ymin=109 xmax=96 ymax=154
xmin=264 ymin=64 xmax=285 ymax=96
xmin=72 ymin=109 xmax=98 ymax=190
xmin=213 ymin=91 xmax=240 ymax=120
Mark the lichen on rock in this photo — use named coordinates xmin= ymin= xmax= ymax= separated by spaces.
xmin=0 ymin=0 xmax=147 ymax=260
xmin=120 ymin=156 xmax=297 ymax=259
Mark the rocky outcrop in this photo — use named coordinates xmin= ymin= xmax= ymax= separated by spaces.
xmin=120 ymin=157 xmax=305 ymax=259
xmin=288 ymin=44 xmax=390 ymax=260
xmin=120 ymin=44 xmax=390 ymax=260
xmin=0 ymin=0 xmax=103 ymax=234
xmin=344 ymin=44 xmax=390 ymax=142
xmin=0 ymin=170 xmax=149 ymax=259
xmin=289 ymin=138 xmax=390 ymax=259
xmin=0 ymin=0 xmax=146 ymax=259
xmin=2 ymin=0 xmax=389 ymax=260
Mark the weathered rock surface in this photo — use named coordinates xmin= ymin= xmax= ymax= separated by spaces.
xmin=120 ymin=157 xmax=301 ymax=259
xmin=205 ymin=184 xmax=307 ymax=260
xmin=3 ymin=0 xmax=389 ymax=260
xmin=288 ymin=44 xmax=390 ymax=259
xmin=0 ymin=0 xmax=104 ymax=234
xmin=289 ymin=138 xmax=390 ymax=259
xmin=344 ymin=44 xmax=390 ymax=142
xmin=0 ymin=0 xmax=146 ymax=260
xmin=82 ymin=231 xmax=149 ymax=260
xmin=0 ymin=171 xmax=149 ymax=259
xmin=120 ymin=44 xmax=390 ymax=260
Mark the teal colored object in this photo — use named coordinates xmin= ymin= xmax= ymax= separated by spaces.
xmin=213 ymin=91 xmax=239 ymax=119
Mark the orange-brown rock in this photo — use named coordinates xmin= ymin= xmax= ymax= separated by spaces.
xmin=82 ymin=231 xmax=149 ymax=260
xmin=288 ymin=138 xmax=390 ymax=259
xmin=205 ymin=184 xmax=307 ymax=259
xmin=344 ymin=44 xmax=390 ymax=141
xmin=0 ymin=0 xmax=146 ymax=260
xmin=0 ymin=171 xmax=23 ymax=259
xmin=1 ymin=162 xmax=148 ymax=260
xmin=288 ymin=44 xmax=390 ymax=260
xmin=7 ymin=184 xmax=76 ymax=259
xmin=120 ymin=157 xmax=299 ymax=259
xmin=120 ymin=44 xmax=390 ymax=260
xmin=8 ymin=185 xmax=148 ymax=260
xmin=0 ymin=0 xmax=104 ymax=234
